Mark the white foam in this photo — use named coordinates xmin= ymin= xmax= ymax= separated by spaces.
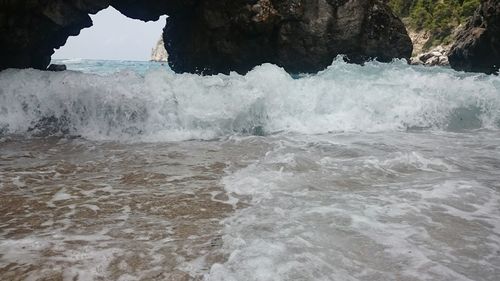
xmin=364 ymin=151 xmax=458 ymax=173
xmin=0 ymin=60 xmax=499 ymax=142
xmin=207 ymin=134 xmax=500 ymax=281
xmin=61 ymin=58 xmax=84 ymax=64
xmin=12 ymin=176 xmax=26 ymax=188
xmin=47 ymin=187 xmax=73 ymax=207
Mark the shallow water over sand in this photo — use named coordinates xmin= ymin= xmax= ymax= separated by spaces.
xmin=0 ymin=137 xmax=270 ymax=280
xmin=1 ymin=131 xmax=499 ymax=281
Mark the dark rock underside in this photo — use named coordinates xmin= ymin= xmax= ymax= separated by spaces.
xmin=0 ymin=0 xmax=412 ymax=74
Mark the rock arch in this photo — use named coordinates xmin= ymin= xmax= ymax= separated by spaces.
xmin=0 ymin=0 xmax=412 ymax=74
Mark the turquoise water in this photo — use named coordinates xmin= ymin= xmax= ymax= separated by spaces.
xmin=52 ymin=59 xmax=170 ymax=76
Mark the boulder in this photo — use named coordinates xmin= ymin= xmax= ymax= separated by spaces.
xmin=47 ymin=64 xmax=67 ymax=71
xmin=410 ymin=46 xmax=449 ymax=66
xmin=448 ymin=0 xmax=500 ymax=74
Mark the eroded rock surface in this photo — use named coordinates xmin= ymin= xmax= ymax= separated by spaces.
xmin=0 ymin=0 xmax=412 ymax=74
xmin=165 ymin=0 xmax=413 ymax=74
xmin=448 ymin=0 xmax=500 ymax=74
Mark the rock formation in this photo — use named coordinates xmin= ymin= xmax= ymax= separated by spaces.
xmin=407 ymin=26 xmax=464 ymax=67
xmin=0 ymin=1 xmax=109 ymax=71
xmin=165 ymin=0 xmax=413 ymax=74
xmin=0 ymin=0 xmax=412 ymax=74
xmin=151 ymin=38 xmax=168 ymax=62
xmin=0 ymin=0 xmax=179 ymax=71
xmin=448 ymin=0 xmax=500 ymax=74
xmin=410 ymin=46 xmax=449 ymax=66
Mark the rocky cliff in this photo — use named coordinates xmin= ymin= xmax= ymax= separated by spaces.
xmin=165 ymin=0 xmax=412 ymax=74
xmin=448 ymin=0 xmax=500 ymax=74
xmin=151 ymin=38 xmax=168 ymax=62
xmin=0 ymin=0 xmax=412 ymax=74
xmin=407 ymin=28 xmax=463 ymax=67
xmin=388 ymin=0 xmax=481 ymax=50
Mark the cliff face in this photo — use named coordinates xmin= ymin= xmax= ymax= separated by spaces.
xmin=448 ymin=0 xmax=500 ymax=74
xmin=151 ymin=38 xmax=168 ymax=62
xmin=165 ymin=0 xmax=413 ymax=74
xmin=0 ymin=0 xmax=412 ymax=74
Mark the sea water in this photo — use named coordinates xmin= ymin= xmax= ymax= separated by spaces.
xmin=0 ymin=59 xmax=499 ymax=281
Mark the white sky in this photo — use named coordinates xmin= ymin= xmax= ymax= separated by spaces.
xmin=53 ymin=7 xmax=166 ymax=61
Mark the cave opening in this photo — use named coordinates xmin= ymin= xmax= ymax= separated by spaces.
xmin=52 ymin=7 xmax=166 ymax=62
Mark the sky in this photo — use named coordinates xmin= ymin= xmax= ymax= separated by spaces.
xmin=53 ymin=7 xmax=167 ymax=61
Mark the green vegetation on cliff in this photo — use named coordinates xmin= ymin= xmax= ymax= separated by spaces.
xmin=389 ymin=0 xmax=480 ymax=47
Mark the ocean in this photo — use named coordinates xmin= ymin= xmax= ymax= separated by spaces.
xmin=0 ymin=59 xmax=499 ymax=281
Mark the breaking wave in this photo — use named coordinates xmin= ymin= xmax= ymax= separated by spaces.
xmin=0 ymin=60 xmax=499 ymax=141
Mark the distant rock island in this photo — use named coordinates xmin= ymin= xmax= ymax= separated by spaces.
xmin=151 ymin=37 xmax=168 ymax=62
